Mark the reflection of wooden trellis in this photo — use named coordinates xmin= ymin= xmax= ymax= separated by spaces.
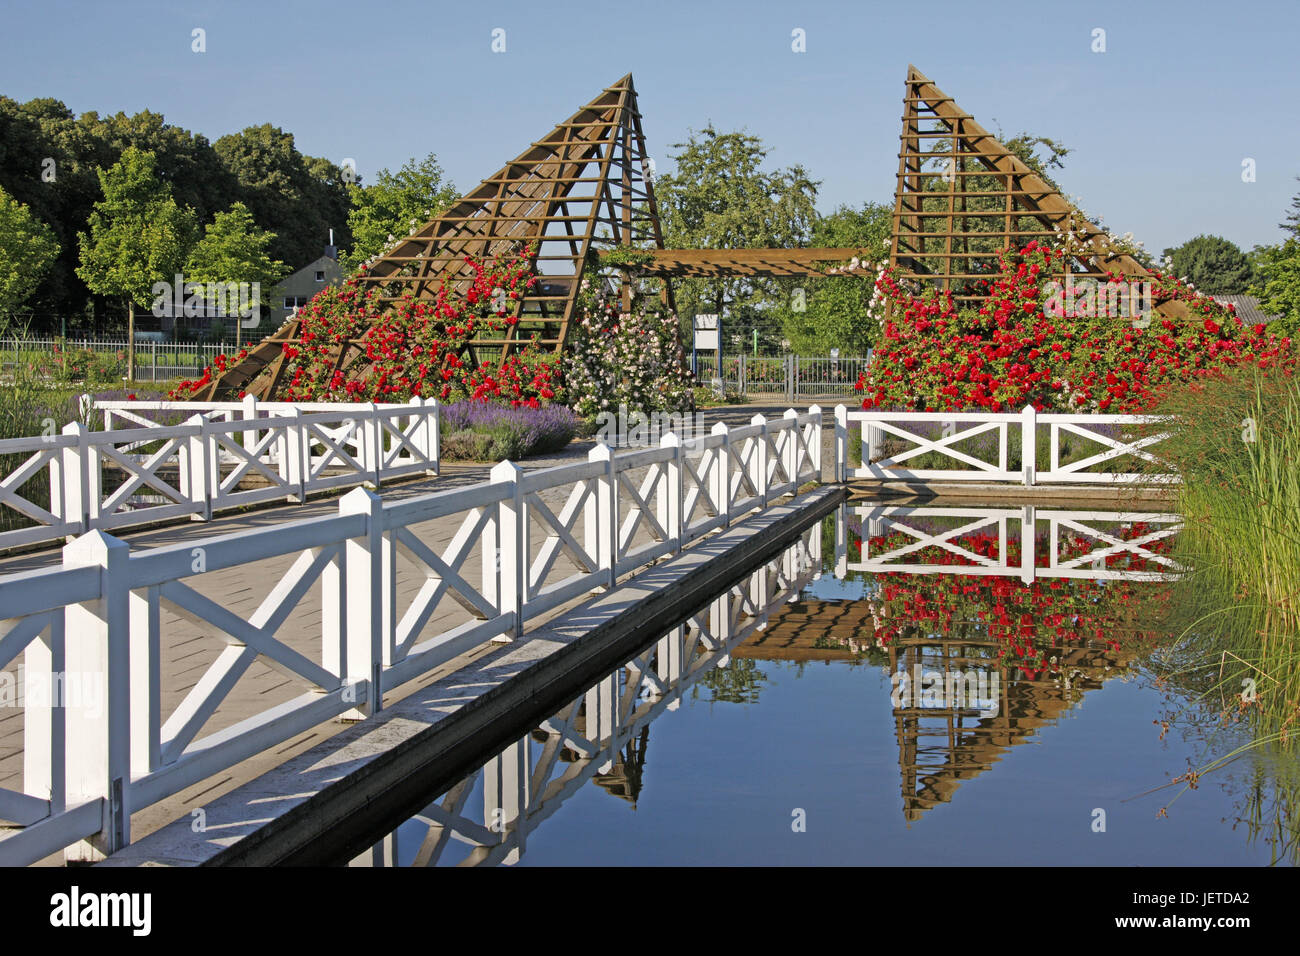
xmin=731 ymin=599 xmax=881 ymax=662
xmin=347 ymin=524 xmax=820 ymax=866
xmin=705 ymin=578 xmax=1142 ymax=824
xmin=891 ymin=65 xmax=1159 ymax=309
xmin=890 ymin=637 xmax=1129 ymax=822
xmin=202 ymin=74 xmax=671 ymax=400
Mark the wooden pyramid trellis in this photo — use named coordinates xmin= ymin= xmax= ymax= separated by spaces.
xmin=200 ymin=74 xmax=669 ymax=400
xmin=890 ymin=65 xmax=1159 ymax=309
xmin=197 ymin=66 xmax=1179 ymax=401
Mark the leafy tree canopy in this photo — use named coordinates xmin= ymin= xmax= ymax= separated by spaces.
xmin=780 ymin=202 xmax=891 ymax=355
xmin=186 ymin=201 xmax=287 ymax=296
xmin=1281 ymin=176 xmax=1300 ymax=239
xmin=1249 ymin=239 xmax=1300 ymax=336
xmin=0 ymin=183 xmax=60 ymax=316
xmin=76 ymin=146 xmax=196 ymax=311
xmin=342 ymin=152 xmax=459 ymax=273
xmin=655 ymin=125 xmax=819 ymax=339
xmin=1161 ymin=234 xmax=1253 ymax=296
xmin=213 ymin=124 xmax=352 ymax=268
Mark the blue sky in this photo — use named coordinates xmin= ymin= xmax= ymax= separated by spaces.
xmin=2 ymin=0 xmax=1296 ymax=255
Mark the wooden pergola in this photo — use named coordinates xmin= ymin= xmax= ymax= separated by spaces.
xmin=200 ymin=74 xmax=673 ymax=400
xmin=199 ymin=67 xmax=1171 ymax=400
xmin=890 ymin=65 xmax=1158 ymax=306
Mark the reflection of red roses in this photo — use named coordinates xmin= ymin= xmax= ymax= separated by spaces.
xmin=857 ymin=524 xmax=1170 ymax=669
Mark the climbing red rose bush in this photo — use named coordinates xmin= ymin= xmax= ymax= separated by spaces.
xmin=856 ymin=241 xmax=1296 ymax=413
xmin=172 ymin=246 xmax=559 ymax=407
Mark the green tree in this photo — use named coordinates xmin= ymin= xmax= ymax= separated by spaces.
xmin=185 ymin=201 xmax=287 ymax=347
xmin=655 ymin=126 xmax=819 ymax=354
xmin=74 ymin=108 xmax=235 ymax=226
xmin=781 ymin=202 xmax=891 ymax=354
xmin=0 ymin=184 xmax=60 ymax=319
xmin=1002 ymin=132 xmax=1070 ymax=190
xmin=1281 ymin=177 xmax=1300 ymax=239
xmin=77 ymin=147 xmax=196 ymax=377
xmin=0 ymin=96 xmax=107 ymax=319
xmin=1161 ymin=234 xmax=1253 ymax=295
xmin=1248 ymin=240 xmax=1300 ymax=336
xmin=342 ymin=153 xmax=459 ymax=272
xmin=214 ymin=125 xmax=352 ymax=267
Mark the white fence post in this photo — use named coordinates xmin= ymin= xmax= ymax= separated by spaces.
xmin=1020 ymin=505 xmax=1036 ymax=584
xmin=750 ymin=414 xmax=769 ymax=508
xmin=656 ymin=624 xmax=684 ymax=711
xmin=588 ymin=444 xmax=617 ymax=588
xmin=1021 ymin=404 xmax=1037 ymax=487
xmin=241 ymin=393 xmax=258 ymax=457
xmin=482 ymin=738 xmax=529 ymax=862
xmin=808 ymin=405 xmax=822 ymax=480
xmin=281 ymin=408 xmax=308 ymax=502
xmin=490 ymin=460 xmax=524 ymax=640
xmin=421 ymin=397 xmax=440 ymax=476
xmin=129 ymin=583 xmax=160 ymax=780
xmin=365 ymin=403 xmax=383 ymax=487
xmin=782 ymin=409 xmax=799 ymax=489
xmin=835 ymin=503 xmax=848 ymax=579
xmin=61 ymin=530 xmax=131 ymax=862
xmin=710 ymin=422 xmax=732 ymax=527
xmin=335 ymin=488 xmax=383 ymax=718
xmin=51 ymin=422 xmax=91 ymax=534
xmin=834 ymin=405 xmax=847 ymax=483
xmin=182 ymin=414 xmax=212 ymax=521
xmin=658 ymin=432 xmax=683 ymax=555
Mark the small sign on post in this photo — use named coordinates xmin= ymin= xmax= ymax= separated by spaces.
xmin=693 ymin=313 xmax=721 ymax=382
xmin=693 ymin=313 xmax=719 ymax=351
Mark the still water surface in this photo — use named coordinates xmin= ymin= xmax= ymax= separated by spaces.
xmin=346 ymin=503 xmax=1298 ymax=866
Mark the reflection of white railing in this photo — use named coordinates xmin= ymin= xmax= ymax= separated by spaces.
xmin=833 ymin=404 xmax=1178 ymax=485
xmin=837 ymin=504 xmax=1183 ymax=583
xmin=0 ymin=397 xmax=440 ymax=551
xmin=0 ymin=407 xmax=821 ymax=866
xmin=348 ymin=523 xmax=822 ymax=867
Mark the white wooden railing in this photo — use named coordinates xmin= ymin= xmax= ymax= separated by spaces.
xmin=0 ymin=397 xmax=440 ymax=552
xmin=0 ymin=407 xmax=822 ymax=866
xmin=833 ymin=404 xmax=1179 ymax=485
xmin=835 ymin=503 xmax=1183 ymax=583
xmin=350 ymin=520 xmax=823 ymax=867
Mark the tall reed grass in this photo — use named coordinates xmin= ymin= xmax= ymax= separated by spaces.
xmin=1145 ymin=367 xmax=1300 ymax=749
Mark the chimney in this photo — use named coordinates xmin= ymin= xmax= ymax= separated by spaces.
xmin=324 ymin=228 xmax=337 ymax=260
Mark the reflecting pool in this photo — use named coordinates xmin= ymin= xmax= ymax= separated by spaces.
xmin=342 ymin=502 xmax=1299 ymax=866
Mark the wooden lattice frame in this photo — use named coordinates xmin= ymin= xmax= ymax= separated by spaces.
xmin=890 ymin=65 xmax=1158 ymax=308
xmin=201 ymin=74 xmax=670 ymax=400
xmin=198 ymin=66 xmax=1180 ymax=400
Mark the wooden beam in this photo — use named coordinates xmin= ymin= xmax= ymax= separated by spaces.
xmin=628 ymin=247 xmax=876 ymax=277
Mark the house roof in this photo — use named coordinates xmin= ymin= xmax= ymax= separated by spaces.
xmin=1212 ymin=294 xmax=1281 ymax=326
